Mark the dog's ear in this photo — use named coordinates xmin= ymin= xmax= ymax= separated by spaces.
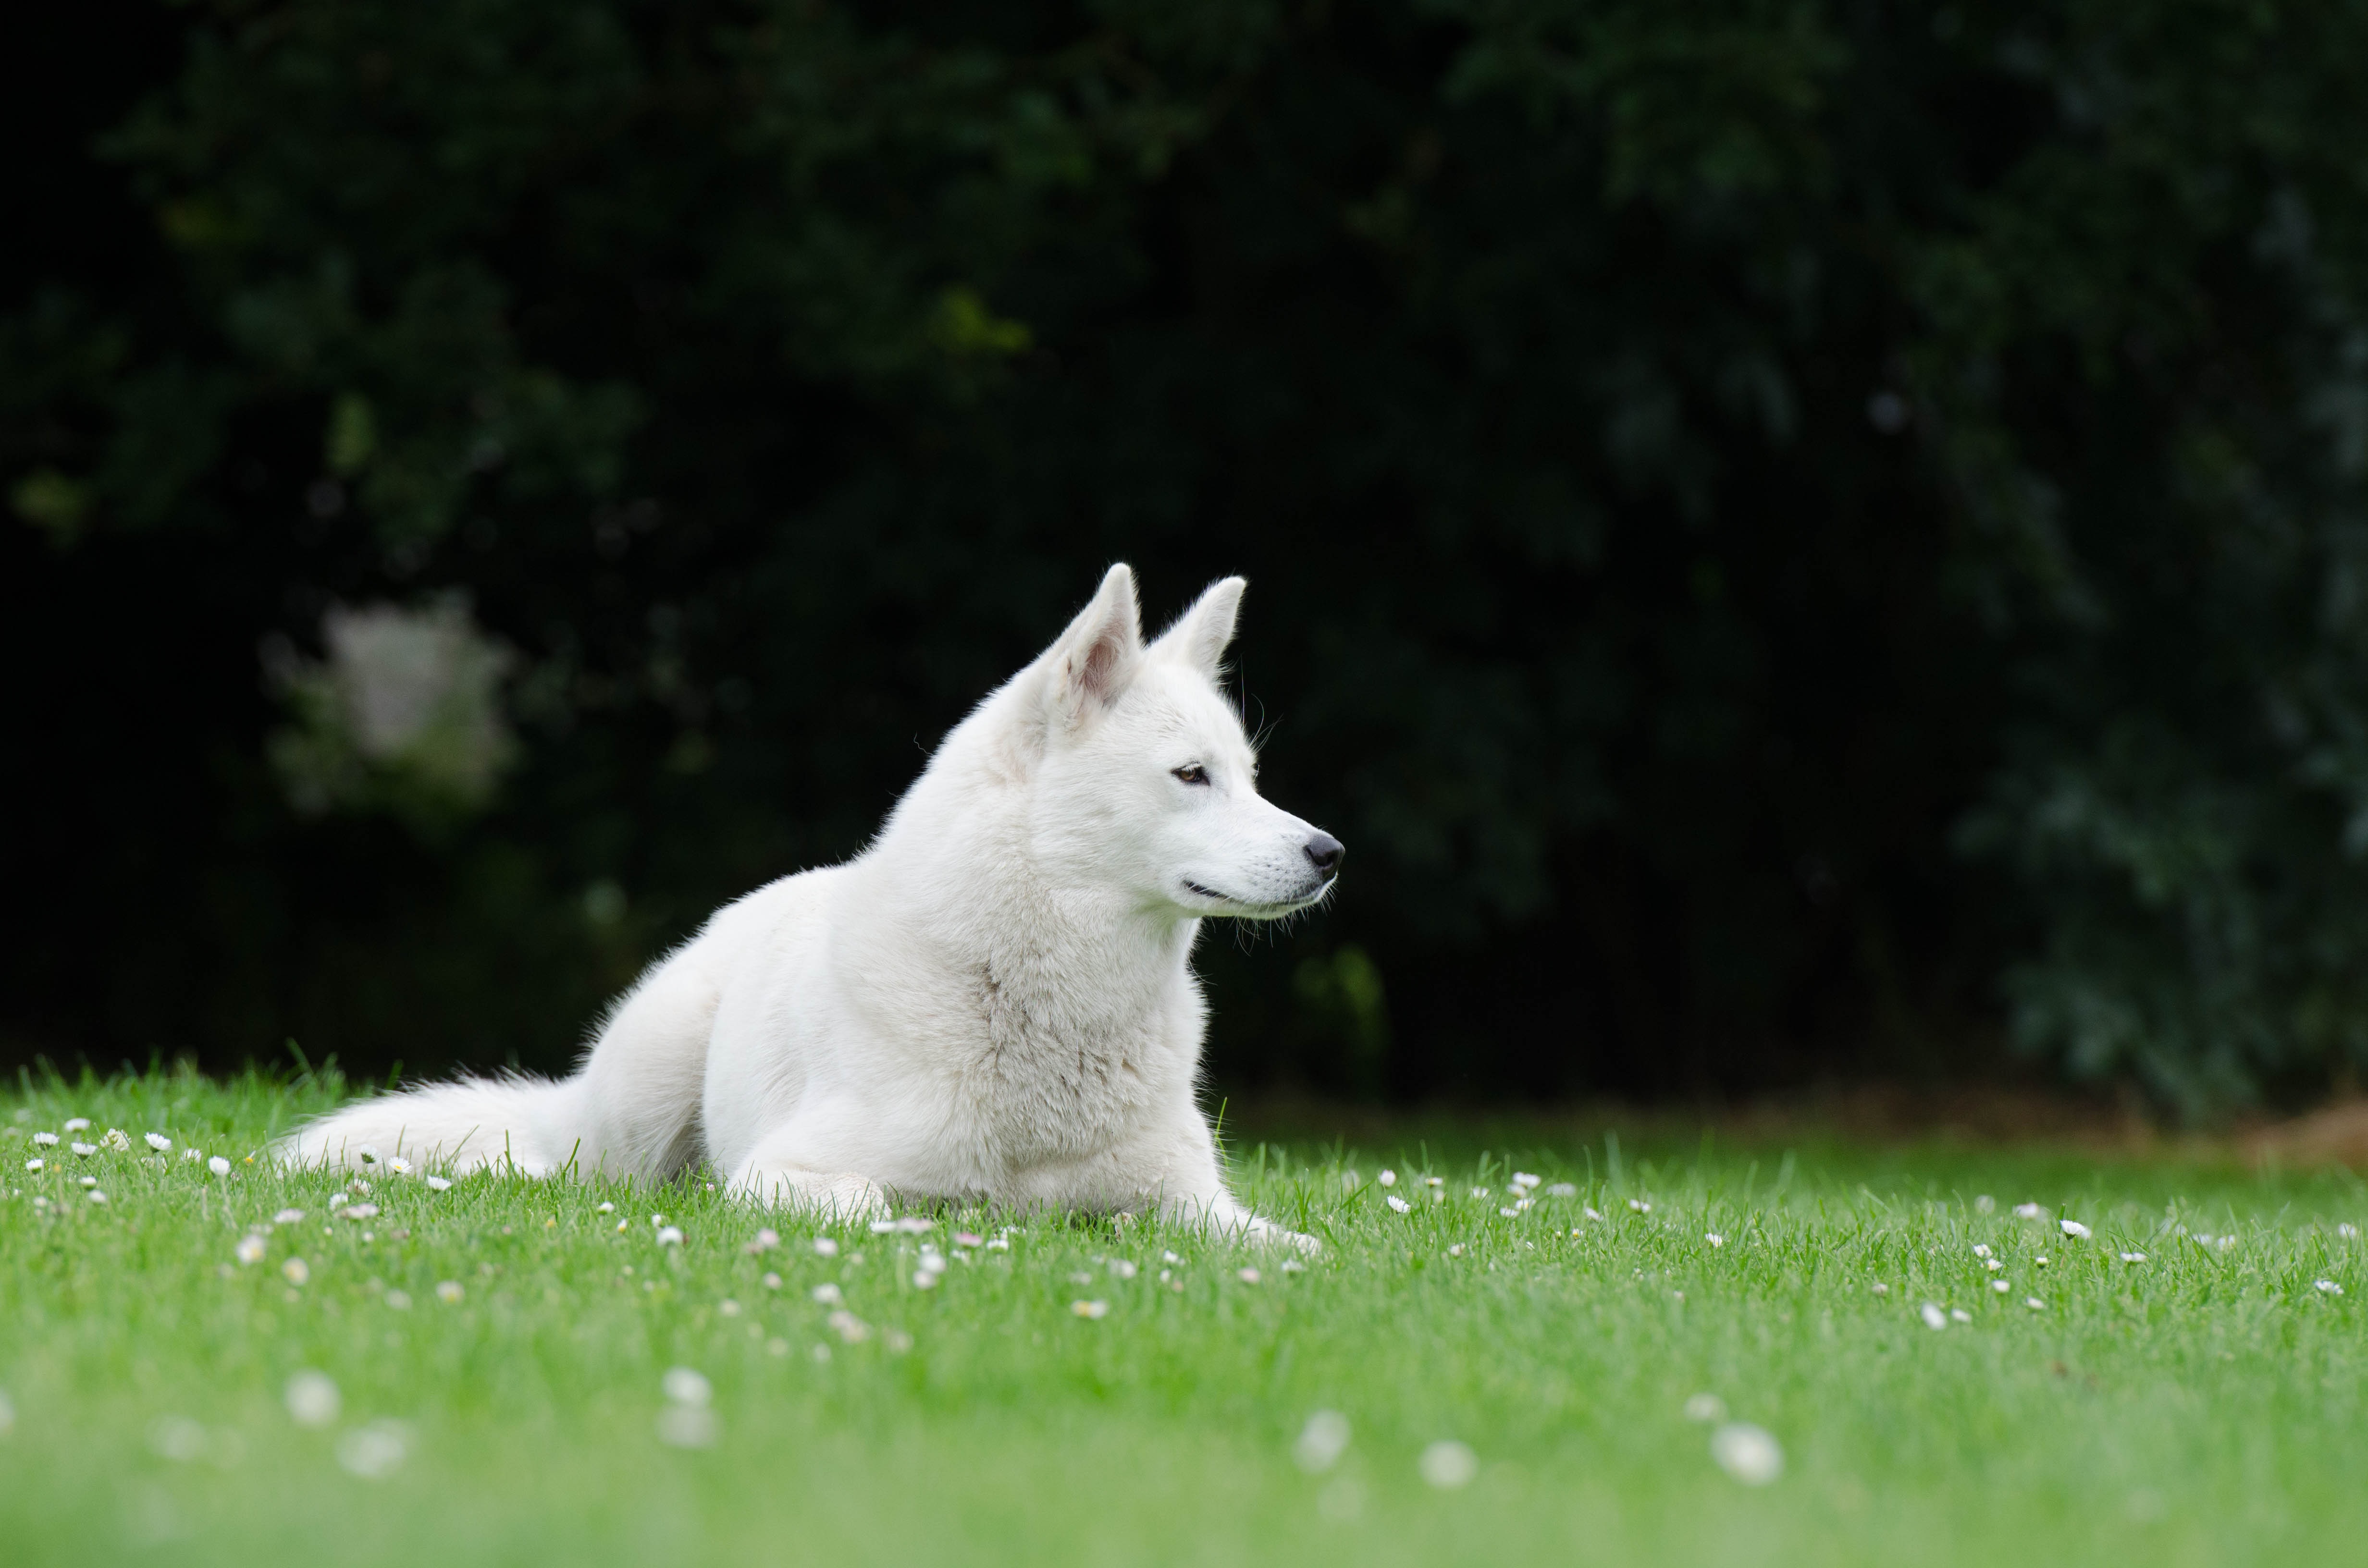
xmin=1042 ymin=563 xmax=1144 ymax=728
xmin=1153 ymin=576 xmax=1245 ymax=681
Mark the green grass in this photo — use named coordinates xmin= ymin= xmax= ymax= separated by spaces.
xmin=2 ymin=1068 xmax=2363 ymax=1567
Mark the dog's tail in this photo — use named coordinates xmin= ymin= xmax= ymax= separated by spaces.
xmin=276 ymin=1074 xmax=590 ymax=1178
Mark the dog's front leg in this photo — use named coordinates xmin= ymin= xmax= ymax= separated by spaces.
xmin=730 ymin=1160 xmax=891 ymax=1220
xmin=1154 ymin=1119 xmax=1320 ymax=1253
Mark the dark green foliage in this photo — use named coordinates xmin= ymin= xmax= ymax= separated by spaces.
xmin=10 ymin=0 xmax=2368 ymax=1115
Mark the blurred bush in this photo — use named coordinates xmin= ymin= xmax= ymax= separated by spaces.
xmin=10 ymin=0 xmax=2368 ymax=1115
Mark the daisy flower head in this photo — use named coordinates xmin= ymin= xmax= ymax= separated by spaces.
xmin=1295 ymin=1410 xmax=1352 ymax=1472
xmin=144 ymin=1133 xmax=171 ymax=1152
xmin=1377 ymin=1170 xmax=1397 ymax=1188
xmin=71 ymin=1143 xmax=96 ymax=1158
xmin=32 ymin=1132 xmax=57 ymax=1147
xmin=1991 ymin=1279 xmax=2010 ymax=1294
xmin=2025 ymin=1296 xmax=2044 ymax=1310
xmin=282 ymin=1257 xmax=309 ymax=1286
xmin=284 ymin=1371 xmax=340 ymax=1428
xmin=208 ymin=1156 xmax=231 ymax=1176
xmin=2013 ymin=1202 xmax=2045 ymax=1220
xmin=1628 ymin=1199 xmax=1652 ymax=1213
xmin=1920 ymin=1302 xmax=1949 ymax=1330
xmin=1386 ymin=1194 xmax=1411 ymax=1213
xmin=1238 ymin=1268 xmax=1262 ymax=1285
xmin=436 ymin=1281 xmax=464 ymax=1303
xmin=656 ymin=1226 xmax=684 ymax=1247
xmin=1710 ymin=1423 xmax=1784 ymax=1486
xmin=102 ymin=1128 xmax=131 ymax=1152
xmin=183 ymin=1147 xmax=202 ymax=1162
xmin=1071 ymin=1299 xmax=1109 ymax=1319
xmin=386 ymin=1157 xmax=412 ymax=1176
xmin=1949 ymin=1308 xmax=1972 ymax=1323
xmin=2316 ymin=1280 xmax=2344 ymax=1296
xmin=86 ymin=1189 xmax=107 ymax=1204
xmin=63 ymin=1118 xmax=89 ymax=1133
xmin=425 ymin=1176 xmax=452 ymax=1192
xmin=813 ymin=1237 xmax=839 ymax=1258
xmin=1705 ymin=1233 xmax=1726 ymax=1248
xmin=1418 ymin=1440 xmax=1478 ymax=1489
xmin=2060 ymin=1219 xmax=2092 ymax=1240
xmin=1545 ymin=1182 xmax=1578 ymax=1198
xmin=235 ymin=1235 xmax=267 ymax=1265
xmin=2119 ymin=1251 xmax=2147 ymax=1264
xmin=22 ymin=1158 xmax=39 ymax=1172
xmin=2339 ymin=1223 xmax=2360 ymax=1241
xmin=745 ymin=1228 xmax=780 ymax=1255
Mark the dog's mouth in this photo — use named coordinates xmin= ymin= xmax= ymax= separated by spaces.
xmin=1180 ymin=877 xmax=1335 ymax=918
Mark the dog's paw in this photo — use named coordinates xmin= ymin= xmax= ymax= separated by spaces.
xmin=1244 ymin=1217 xmax=1321 ymax=1254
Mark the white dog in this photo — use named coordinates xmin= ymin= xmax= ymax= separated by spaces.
xmin=283 ymin=565 xmax=1343 ymax=1246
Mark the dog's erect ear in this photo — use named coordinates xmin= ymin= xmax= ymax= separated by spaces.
xmin=1152 ymin=576 xmax=1245 ymax=681
xmin=1043 ymin=563 xmax=1144 ymax=728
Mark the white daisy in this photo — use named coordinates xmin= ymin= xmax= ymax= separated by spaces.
xmin=597 ymin=1201 xmax=615 ymax=1213
xmin=1710 ymin=1423 xmax=1783 ymax=1486
xmin=102 ymin=1128 xmax=131 ymax=1152
xmin=1706 ymin=1233 xmax=1726 ymax=1248
xmin=813 ymin=1237 xmax=840 ymax=1257
xmin=1545 ymin=1182 xmax=1578 ymax=1197
xmin=234 ymin=1235 xmax=266 ymax=1265
xmin=33 ymin=1132 xmax=58 ymax=1147
xmin=284 ymin=1371 xmax=340 ymax=1427
xmin=208 ymin=1156 xmax=230 ymax=1176
xmin=1386 ymin=1195 xmax=1411 ymax=1213
xmin=62 ymin=1118 xmax=89 ymax=1132
xmin=1071 ymin=1299 xmax=1109 ymax=1319
xmin=386 ymin=1157 xmax=412 ymax=1176
xmin=1238 ymin=1268 xmax=1262 ymax=1285
xmin=1949 ymin=1308 xmax=1972 ymax=1323
xmin=22 ymin=1158 xmax=38 ymax=1172
xmin=745 ymin=1228 xmax=780 ymax=1255
xmin=1991 ymin=1279 xmax=2010 ymax=1294
xmin=425 ymin=1176 xmax=452 ymax=1192
xmin=2119 ymin=1251 xmax=2146 ymax=1264
xmin=656 ymin=1226 xmax=684 ymax=1247
xmin=1295 ymin=1410 xmax=1351 ymax=1472
xmin=812 ymin=1283 xmax=844 ymax=1305
xmin=2024 ymin=1297 xmax=2044 ymax=1310
xmin=86 ymin=1189 xmax=107 ymax=1204
xmin=183 ymin=1147 xmax=202 ymax=1162
xmin=272 ymin=1209 xmax=305 ymax=1225
xmin=1920 ymin=1302 xmax=1948 ymax=1330
xmin=913 ymin=1270 xmax=938 ymax=1289
xmin=2338 ymin=1223 xmax=2359 ymax=1240
xmin=70 ymin=1143 xmax=96 ymax=1157
xmin=1628 ymin=1199 xmax=1652 ymax=1213
xmin=1107 ymin=1259 xmax=1136 ymax=1279
xmin=761 ymin=1272 xmax=782 ymax=1290
xmin=144 ymin=1133 xmax=172 ymax=1152
xmin=1470 ymin=1188 xmax=1491 ymax=1200
xmin=1377 ymin=1170 xmax=1397 ymax=1188
xmin=2059 ymin=1219 xmax=2091 ymax=1240
xmin=1972 ymin=1244 xmax=1992 ymax=1258
xmin=1583 ymin=1206 xmax=1604 ymax=1222
xmin=2316 ymin=1280 xmax=2344 ymax=1296
xmin=436 ymin=1281 xmax=464 ymax=1303
xmin=281 ymin=1257 xmax=309 ymax=1286
xmin=1418 ymin=1440 xmax=1478 ymax=1489
xmin=2012 ymin=1202 xmax=2044 ymax=1220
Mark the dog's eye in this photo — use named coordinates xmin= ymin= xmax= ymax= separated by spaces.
xmin=1171 ymin=764 xmax=1210 ymax=786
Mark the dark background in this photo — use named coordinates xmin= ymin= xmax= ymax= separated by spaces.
xmin=12 ymin=0 xmax=2368 ymax=1118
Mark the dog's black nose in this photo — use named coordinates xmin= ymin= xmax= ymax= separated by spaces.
xmin=1304 ymin=833 xmax=1344 ymax=875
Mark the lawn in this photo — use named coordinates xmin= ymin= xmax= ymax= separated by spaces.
xmin=1 ymin=1068 xmax=2361 ymax=1567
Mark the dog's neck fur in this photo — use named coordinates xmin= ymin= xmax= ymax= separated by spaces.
xmin=862 ymin=677 xmax=1204 ymax=1083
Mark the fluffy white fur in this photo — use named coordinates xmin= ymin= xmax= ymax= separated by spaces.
xmin=282 ymin=565 xmax=1342 ymax=1247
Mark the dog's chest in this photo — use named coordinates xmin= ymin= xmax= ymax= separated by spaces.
xmin=957 ymin=953 xmax=1189 ymax=1168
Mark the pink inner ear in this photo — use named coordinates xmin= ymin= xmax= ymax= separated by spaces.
xmin=1080 ymin=625 xmax=1128 ymax=699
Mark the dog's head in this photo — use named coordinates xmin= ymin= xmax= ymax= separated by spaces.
xmin=1015 ymin=564 xmax=1343 ymax=920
